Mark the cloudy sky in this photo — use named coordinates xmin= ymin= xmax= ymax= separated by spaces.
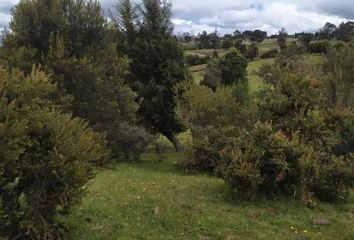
xmin=1 ymin=0 xmax=354 ymax=35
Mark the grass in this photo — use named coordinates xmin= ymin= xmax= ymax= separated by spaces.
xmin=63 ymin=152 xmax=354 ymax=240
xmin=247 ymin=58 xmax=274 ymax=92
xmin=185 ymin=49 xmax=230 ymax=57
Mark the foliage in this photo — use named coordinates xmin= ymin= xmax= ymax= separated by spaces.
xmin=233 ymin=40 xmax=247 ymax=56
xmin=221 ymin=38 xmax=233 ymax=49
xmin=195 ymin=30 xmax=220 ymax=49
xmin=246 ymin=42 xmax=259 ymax=60
xmin=277 ymin=28 xmax=288 ymax=51
xmin=336 ymin=21 xmax=354 ymax=42
xmin=201 ymin=49 xmax=248 ymax=90
xmin=219 ymin=122 xmax=304 ymax=199
xmin=1 ymin=0 xmax=145 ymax=160
xmin=116 ymin=0 xmax=186 ymax=151
xmin=200 ymin=59 xmax=222 ymax=91
xmin=184 ymin=54 xmax=210 ymax=66
xmin=317 ymin=21 xmax=354 ymax=42
xmin=243 ymin=30 xmax=267 ymax=43
xmin=175 ymin=81 xmax=251 ymax=172
xmin=184 ymin=59 xmax=354 ymax=202
xmin=45 ymin=37 xmax=144 ymax=159
xmin=300 ymin=33 xmax=313 ymax=51
xmin=252 ymin=72 xmax=352 ymax=202
xmin=308 ymin=41 xmax=330 ymax=55
xmin=219 ymin=49 xmax=248 ymax=85
xmin=260 ymin=49 xmax=278 ymax=59
xmin=1 ymin=0 xmax=107 ymax=69
xmin=0 ymin=67 xmax=108 ymax=239
xmin=324 ymin=43 xmax=354 ymax=108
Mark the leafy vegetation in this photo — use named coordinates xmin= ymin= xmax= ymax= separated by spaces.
xmin=0 ymin=0 xmax=353 ymax=239
xmin=0 ymin=67 xmax=108 ymax=239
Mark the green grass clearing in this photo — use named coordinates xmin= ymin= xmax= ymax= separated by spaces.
xmin=63 ymin=153 xmax=354 ymax=240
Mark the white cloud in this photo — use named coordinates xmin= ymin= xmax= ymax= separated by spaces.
xmin=0 ymin=12 xmax=11 ymax=27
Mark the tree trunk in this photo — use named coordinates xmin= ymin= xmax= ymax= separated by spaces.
xmin=163 ymin=132 xmax=185 ymax=152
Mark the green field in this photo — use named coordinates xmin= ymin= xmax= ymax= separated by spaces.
xmin=63 ymin=152 xmax=354 ymax=240
xmin=185 ymin=38 xmax=298 ymax=57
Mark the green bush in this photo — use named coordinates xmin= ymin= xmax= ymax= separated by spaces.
xmin=176 ymin=82 xmax=251 ymax=172
xmin=260 ymin=49 xmax=278 ymax=59
xmin=201 ymin=49 xmax=248 ymax=91
xmin=232 ymin=72 xmax=352 ymax=202
xmin=181 ymin=67 xmax=354 ymax=202
xmin=219 ymin=122 xmax=304 ymax=199
xmin=308 ymin=41 xmax=330 ymax=54
xmin=184 ymin=54 xmax=210 ymax=66
xmin=0 ymin=67 xmax=108 ymax=239
xmin=246 ymin=43 xmax=259 ymax=60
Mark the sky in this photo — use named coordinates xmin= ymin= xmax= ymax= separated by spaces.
xmin=1 ymin=0 xmax=354 ymax=35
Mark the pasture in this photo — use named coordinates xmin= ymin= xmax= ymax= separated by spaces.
xmin=63 ymin=152 xmax=354 ymax=240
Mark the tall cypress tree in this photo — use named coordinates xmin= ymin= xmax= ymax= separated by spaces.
xmin=116 ymin=0 xmax=186 ymax=151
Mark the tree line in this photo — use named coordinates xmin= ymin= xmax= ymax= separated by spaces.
xmin=0 ymin=0 xmax=185 ymax=238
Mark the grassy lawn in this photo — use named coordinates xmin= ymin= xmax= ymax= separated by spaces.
xmin=247 ymin=58 xmax=274 ymax=92
xmin=63 ymin=152 xmax=354 ymax=240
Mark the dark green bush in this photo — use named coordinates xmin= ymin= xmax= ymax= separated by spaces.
xmin=308 ymin=41 xmax=330 ymax=54
xmin=260 ymin=49 xmax=278 ymax=59
xmin=0 ymin=67 xmax=108 ymax=239
xmin=184 ymin=54 xmax=210 ymax=66
xmin=219 ymin=122 xmax=304 ymax=199
xmin=246 ymin=43 xmax=259 ymax=60
xmin=176 ymin=82 xmax=251 ymax=172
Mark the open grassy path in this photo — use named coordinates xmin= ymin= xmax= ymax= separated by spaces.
xmin=64 ymin=153 xmax=354 ymax=240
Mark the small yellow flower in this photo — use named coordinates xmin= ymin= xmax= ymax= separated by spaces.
xmin=137 ymin=196 xmax=141 ymax=199
xmin=294 ymin=231 xmax=298 ymax=234
xmin=304 ymin=230 xmax=308 ymax=233
xmin=290 ymin=226 xmax=295 ymax=230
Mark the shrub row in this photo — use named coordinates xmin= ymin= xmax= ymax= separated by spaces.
xmin=177 ymin=68 xmax=354 ymax=203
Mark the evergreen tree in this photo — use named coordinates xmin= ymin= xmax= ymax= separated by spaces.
xmin=0 ymin=0 xmax=145 ymax=159
xmin=116 ymin=0 xmax=186 ymax=151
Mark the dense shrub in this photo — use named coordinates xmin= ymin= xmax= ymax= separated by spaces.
xmin=219 ymin=49 xmax=248 ymax=85
xmin=234 ymin=40 xmax=247 ymax=56
xmin=200 ymin=59 xmax=222 ymax=91
xmin=246 ymin=43 xmax=259 ymax=60
xmin=184 ymin=54 xmax=210 ymax=66
xmin=324 ymin=44 xmax=354 ymax=108
xmin=229 ymin=72 xmax=353 ymax=202
xmin=181 ymin=65 xmax=354 ymax=202
xmin=113 ymin=123 xmax=155 ymax=161
xmin=0 ymin=67 xmax=108 ymax=239
xmin=260 ymin=49 xmax=278 ymax=59
xmin=176 ymin=82 xmax=251 ymax=172
xmin=219 ymin=123 xmax=304 ymax=199
xmin=308 ymin=41 xmax=330 ymax=54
